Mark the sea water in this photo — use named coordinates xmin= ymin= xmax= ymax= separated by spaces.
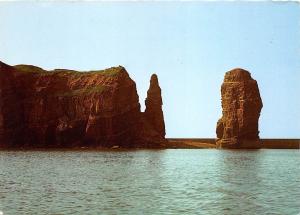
xmin=0 ymin=149 xmax=299 ymax=215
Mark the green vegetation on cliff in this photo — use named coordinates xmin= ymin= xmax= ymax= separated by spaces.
xmin=14 ymin=64 xmax=124 ymax=77
xmin=14 ymin=65 xmax=45 ymax=73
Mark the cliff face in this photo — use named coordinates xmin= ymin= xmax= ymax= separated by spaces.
xmin=216 ymin=68 xmax=263 ymax=148
xmin=0 ymin=63 xmax=24 ymax=148
xmin=0 ymin=61 xmax=165 ymax=148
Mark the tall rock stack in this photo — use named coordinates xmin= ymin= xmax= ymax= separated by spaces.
xmin=144 ymin=74 xmax=166 ymax=138
xmin=216 ymin=68 xmax=263 ymax=149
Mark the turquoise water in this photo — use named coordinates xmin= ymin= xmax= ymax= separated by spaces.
xmin=0 ymin=149 xmax=299 ymax=215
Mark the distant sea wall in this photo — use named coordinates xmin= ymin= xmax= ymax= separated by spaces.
xmin=167 ymin=138 xmax=216 ymax=144
xmin=167 ymin=138 xmax=300 ymax=149
xmin=261 ymin=139 xmax=300 ymax=149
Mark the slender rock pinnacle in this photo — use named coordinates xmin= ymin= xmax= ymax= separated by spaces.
xmin=144 ymin=74 xmax=166 ymax=138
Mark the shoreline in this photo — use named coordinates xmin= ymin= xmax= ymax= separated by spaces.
xmin=0 ymin=139 xmax=299 ymax=151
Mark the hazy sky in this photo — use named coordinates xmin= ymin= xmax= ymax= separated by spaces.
xmin=0 ymin=2 xmax=299 ymax=138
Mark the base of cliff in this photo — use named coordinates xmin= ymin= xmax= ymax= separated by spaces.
xmin=0 ymin=139 xmax=298 ymax=150
xmin=216 ymin=138 xmax=262 ymax=149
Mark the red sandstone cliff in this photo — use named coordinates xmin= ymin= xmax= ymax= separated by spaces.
xmin=216 ymin=68 xmax=263 ymax=149
xmin=0 ymin=61 xmax=166 ymax=148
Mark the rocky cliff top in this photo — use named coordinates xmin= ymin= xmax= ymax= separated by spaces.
xmin=150 ymin=74 xmax=159 ymax=85
xmin=146 ymin=74 xmax=162 ymax=105
xmin=13 ymin=64 xmax=127 ymax=77
xmin=224 ymin=68 xmax=252 ymax=82
xmin=7 ymin=64 xmax=133 ymax=99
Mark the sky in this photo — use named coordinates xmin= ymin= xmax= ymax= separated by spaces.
xmin=0 ymin=1 xmax=299 ymax=138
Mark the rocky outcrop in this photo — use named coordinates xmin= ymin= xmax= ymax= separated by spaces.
xmin=144 ymin=74 xmax=165 ymax=138
xmin=216 ymin=68 xmax=263 ymax=148
xmin=137 ymin=74 xmax=166 ymax=147
xmin=0 ymin=61 xmax=166 ymax=148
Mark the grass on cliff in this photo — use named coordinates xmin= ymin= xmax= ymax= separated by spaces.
xmin=86 ymin=66 xmax=123 ymax=77
xmin=52 ymin=66 xmax=123 ymax=77
xmin=14 ymin=65 xmax=45 ymax=73
xmin=14 ymin=65 xmax=124 ymax=77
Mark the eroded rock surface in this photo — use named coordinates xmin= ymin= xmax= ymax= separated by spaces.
xmin=0 ymin=61 xmax=166 ymax=148
xmin=216 ymin=68 xmax=263 ymax=148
